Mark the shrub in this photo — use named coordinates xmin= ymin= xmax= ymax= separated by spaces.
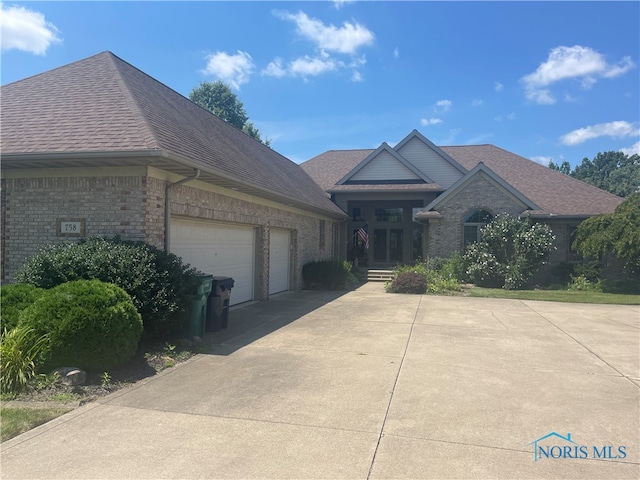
xmin=464 ymin=214 xmax=555 ymax=289
xmin=302 ymin=260 xmax=356 ymax=290
xmin=19 ymin=280 xmax=143 ymax=371
xmin=551 ymin=261 xmax=603 ymax=287
xmin=567 ymin=275 xmax=603 ymax=292
xmin=0 ymin=326 xmax=50 ymax=394
xmin=573 ymin=192 xmax=640 ymax=275
xmin=387 ymin=260 xmax=463 ymax=295
xmin=0 ymin=284 xmax=45 ymax=332
xmin=388 ymin=272 xmax=427 ymax=294
xmin=16 ymin=237 xmax=200 ymax=338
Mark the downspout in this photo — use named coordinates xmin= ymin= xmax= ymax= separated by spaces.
xmin=164 ymin=169 xmax=200 ymax=252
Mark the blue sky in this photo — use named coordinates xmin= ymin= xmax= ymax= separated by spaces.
xmin=2 ymin=1 xmax=639 ymax=166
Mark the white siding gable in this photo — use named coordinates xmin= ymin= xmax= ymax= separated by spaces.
xmin=397 ymin=137 xmax=464 ymax=188
xmin=350 ymin=150 xmax=422 ymax=181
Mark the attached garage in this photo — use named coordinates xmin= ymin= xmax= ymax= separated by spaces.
xmin=269 ymin=229 xmax=291 ymax=295
xmin=170 ymin=218 xmax=255 ymax=305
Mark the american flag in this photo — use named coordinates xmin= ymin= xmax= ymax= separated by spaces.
xmin=357 ymin=224 xmax=369 ymax=249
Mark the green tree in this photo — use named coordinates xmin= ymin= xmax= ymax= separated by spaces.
xmin=548 ymin=160 xmax=571 ymax=175
xmin=573 ymin=192 xmax=640 ymax=275
xmin=571 ymin=151 xmax=639 ymax=197
xmin=463 ymin=214 xmax=556 ymax=289
xmin=189 ymin=81 xmax=270 ymax=146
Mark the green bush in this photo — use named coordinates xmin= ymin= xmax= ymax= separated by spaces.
xmin=302 ymin=260 xmax=356 ymax=290
xmin=388 ymin=272 xmax=427 ymax=294
xmin=0 ymin=326 xmax=50 ymax=394
xmin=551 ymin=261 xmax=603 ymax=286
xmin=16 ymin=237 xmax=200 ymax=338
xmin=387 ymin=260 xmax=463 ymax=295
xmin=0 ymin=284 xmax=45 ymax=332
xmin=567 ymin=275 xmax=603 ymax=292
xmin=464 ymin=215 xmax=555 ymax=289
xmin=19 ymin=280 xmax=143 ymax=371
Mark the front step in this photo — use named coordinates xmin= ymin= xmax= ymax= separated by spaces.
xmin=367 ymin=269 xmax=394 ymax=282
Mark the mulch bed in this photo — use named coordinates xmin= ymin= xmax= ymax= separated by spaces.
xmin=6 ymin=344 xmax=198 ymax=406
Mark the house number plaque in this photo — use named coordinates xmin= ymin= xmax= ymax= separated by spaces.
xmin=57 ymin=219 xmax=85 ymax=237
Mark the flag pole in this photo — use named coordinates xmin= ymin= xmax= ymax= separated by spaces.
xmin=346 ymin=223 xmax=368 ymax=245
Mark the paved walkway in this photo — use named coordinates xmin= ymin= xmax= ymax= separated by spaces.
xmin=1 ymin=283 xmax=638 ymax=479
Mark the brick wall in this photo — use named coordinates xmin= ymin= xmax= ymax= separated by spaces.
xmin=427 ymin=172 xmax=528 ymax=258
xmin=1 ymin=171 xmax=339 ymax=300
xmin=1 ymin=175 xmax=148 ymax=281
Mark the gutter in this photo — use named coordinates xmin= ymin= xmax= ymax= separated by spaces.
xmin=164 ymin=169 xmax=200 ymax=252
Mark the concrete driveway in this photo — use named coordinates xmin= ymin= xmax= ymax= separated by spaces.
xmin=2 ymin=283 xmax=638 ymax=479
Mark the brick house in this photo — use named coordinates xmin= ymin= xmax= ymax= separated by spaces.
xmin=0 ymin=52 xmax=347 ymax=304
xmin=301 ymin=130 xmax=623 ymax=271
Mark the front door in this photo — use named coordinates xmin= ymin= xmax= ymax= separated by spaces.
xmin=373 ymin=228 xmax=404 ymax=265
xmin=374 ymin=229 xmax=387 ymax=263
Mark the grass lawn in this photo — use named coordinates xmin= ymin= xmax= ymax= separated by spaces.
xmin=467 ymin=287 xmax=640 ymax=305
xmin=1 ymin=405 xmax=72 ymax=442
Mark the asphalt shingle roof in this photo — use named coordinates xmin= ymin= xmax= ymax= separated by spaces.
xmin=1 ymin=51 xmax=344 ymax=218
xmin=301 ymin=143 xmax=624 ymax=217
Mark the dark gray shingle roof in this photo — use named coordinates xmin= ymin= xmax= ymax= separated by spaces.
xmin=1 ymin=51 xmax=344 ymax=218
xmin=301 ymin=143 xmax=624 ymax=217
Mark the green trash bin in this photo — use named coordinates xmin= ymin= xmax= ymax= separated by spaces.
xmin=182 ymin=274 xmax=213 ymax=339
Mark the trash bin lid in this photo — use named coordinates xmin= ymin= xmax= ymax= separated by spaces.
xmin=196 ymin=275 xmax=214 ymax=295
xmin=212 ymin=276 xmax=234 ymax=290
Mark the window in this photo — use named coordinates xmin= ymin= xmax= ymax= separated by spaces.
xmin=352 ymin=207 xmax=361 ymax=221
xmin=319 ymin=220 xmax=326 ymax=249
xmin=375 ymin=208 xmax=403 ymax=222
xmin=463 ymin=209 xmax=493 ymax=248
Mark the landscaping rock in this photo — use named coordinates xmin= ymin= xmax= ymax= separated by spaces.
xmin=54 ymin=367 xmax=87 ymax=386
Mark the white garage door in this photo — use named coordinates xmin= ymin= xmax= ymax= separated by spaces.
xmin=269 ymin=229 xmax=290 ymax=295
xmin=170 ymin=218 xmax=255 ymax=305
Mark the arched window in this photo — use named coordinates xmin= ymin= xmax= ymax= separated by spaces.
xmin=463 ymin=209 xmax=493 ymax=247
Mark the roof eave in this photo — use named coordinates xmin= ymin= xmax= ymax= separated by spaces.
xmin=1 ymin=150 xmax=347 ymax=219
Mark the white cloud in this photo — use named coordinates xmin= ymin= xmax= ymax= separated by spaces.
xmin=0 ymin=4 xmax=61 ymax=55
xmin=420 ymin=118 xmax=443 ymax=126
xmin=435 ymin=99 xmax=452 ymax=112
xmin=201 ymin=51 xmax=254 ymax=89
xmin=262 ymin=58 xmax=287 ymax=78
xmin=278 ymin=11 xmax=374 ymax=55
xmin=262 ymin=52 xmax=340 ymax=80
xmin=393 ymin=47 xmax=399 ymax=59
xmin=522 ymin=45 xmax=635 ymax=104
xmin=290 ymin=54 xmax=337 ymax=77
xmin=263 ymin=52 xmax=367 ymax=81
xmin=472 ymin=99 xmax=483 ymax=107
xmin=620 ymin=141 xmax=640 ymax=156
xmin=560 ymin=121 xmax=640 ymax=146
xmin=530 ymin=156 xmax=553 ymax=166
xmin=333 ymin=0 xmax=355 ymax=9
xmin=506 ymin=112 xmax=516 ymax=120
xmin=494 ymin=81 xmax=503 ymax=92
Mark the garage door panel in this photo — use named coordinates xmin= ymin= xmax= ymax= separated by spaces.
xmin=170 ymin=219 xmax=255 ymax=305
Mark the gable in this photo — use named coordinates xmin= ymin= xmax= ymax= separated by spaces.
xmin=338 ymin=143 xmax=432 ymax=185
xmin=424 ymin=163 xmax=539 ymax=213
xmin=349 ymin=150 xmax=423 ymax=182
xmin=395 ymin=132 xmax=466 ymax=188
